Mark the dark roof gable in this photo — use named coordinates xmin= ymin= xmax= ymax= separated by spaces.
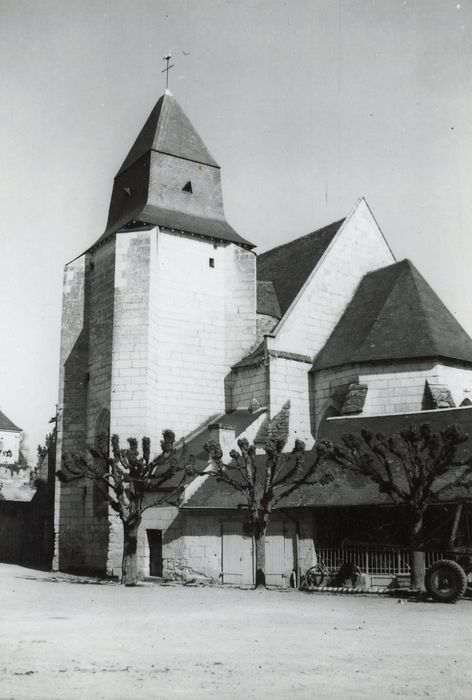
xmin=257 ymin=281 xmax=281 ymax=318
xmin=0 ymin=409 xmax=21 ymax=432
xmin=313 ymin=259 xmax=472 ymax=370
xmin=257 ymin=219 xmax=345 ymax=317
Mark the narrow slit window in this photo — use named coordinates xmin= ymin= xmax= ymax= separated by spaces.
xmin=182 ymin=181 xmax=193 ymax=193
xmin=209 ymin=258 xmax=215 ymax=268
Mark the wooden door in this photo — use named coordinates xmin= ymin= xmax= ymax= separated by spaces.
xmin=222 ymin=521 xmax=254 ymax=585
xmin=147 ymin=529 xmax=163 ymax=577
xmin=265 ymin=520 xmax=295 ymax=587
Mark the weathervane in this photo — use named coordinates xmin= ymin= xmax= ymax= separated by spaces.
xmin=161 ymin=53 xmax=174 ymax=90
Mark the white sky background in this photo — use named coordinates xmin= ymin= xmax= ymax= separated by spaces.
xmin=0 ymin=0 xmax=471 ymax=458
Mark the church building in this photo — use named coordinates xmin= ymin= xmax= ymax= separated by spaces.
xmin=54 ymin=91 xmax=472 ymax=585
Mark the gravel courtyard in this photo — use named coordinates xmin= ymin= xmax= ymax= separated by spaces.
xmin=1 ymin=563 xmax=471 ymax=700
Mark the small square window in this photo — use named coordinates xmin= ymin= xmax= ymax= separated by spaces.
xmin=209 ymin=258 xmax=215 ymax=268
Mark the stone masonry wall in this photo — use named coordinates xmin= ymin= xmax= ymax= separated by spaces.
xmin=436 ymin=364 xmax=472 ymax=407
xmin=268 ymin=356 xmax=314 ymax=449
xmin=54 ymin=254 xmax=90 ymax=571
xmin=115 ymin=506 xmax=315 ymax=585
xmin=267 ymin=199 xmax=394 ymax=446
xmin=230 ymin=363 xmax=267 ymax=411
xmin=313 ymin=360 xmax=472 ymax=433
xmin=149 ymin=230 xmax=255 ymax=443
xmin=273 ymin=199 xmax=395 ymax=358
xmin=55 ymin=241 xmax=117 ymax=574
xmin=110 ymin=231 xmax=156 ymax=445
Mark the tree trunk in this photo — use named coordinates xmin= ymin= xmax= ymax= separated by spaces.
xmin=254 ymin=531 xmax=266 ymax=589
xmin=122 ymin=520 xmax=141 ymax=586
xmin=409 ymin=516 xmax=425 ymax=591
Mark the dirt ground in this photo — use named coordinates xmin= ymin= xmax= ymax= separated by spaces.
xmin=1 ymin=563 xmax=471 ymax=699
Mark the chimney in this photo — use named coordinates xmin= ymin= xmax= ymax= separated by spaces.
xmin=207 ymin=423 xmax=236 ymax=462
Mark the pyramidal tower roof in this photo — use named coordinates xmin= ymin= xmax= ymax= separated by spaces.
xmin=117 ymin=90 xmax=219 ymax=175
xmin=93 ymin=91 xmax=253 ymax=249
xmin=313 ymin=259 xmax=472 ymax=370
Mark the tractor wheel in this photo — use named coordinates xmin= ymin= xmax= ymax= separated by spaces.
xmin=425 ymin=559 xmax=467 ymax=603
xmin=457 ymin=556 xmax=472 ymax=595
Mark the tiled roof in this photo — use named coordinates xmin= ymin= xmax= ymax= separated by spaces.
xmin=184 ymin=407 xmax=472 ymax=509
xmin=257 ymin=218 xmax=345 ymax=316
xmin=0 ymin=409 xmax=21 ymax=432
xmin=117 ymin=91 xmax=219 ymax=175
xmin=313 ymin=259 xmax=472 ymax=371
xmin=256 ymin=281 xmax=281 ymax=318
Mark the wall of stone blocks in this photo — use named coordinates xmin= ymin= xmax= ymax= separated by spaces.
xmin=313 ymin=360 xmax=472 ymax=433
xmin=149 ymin=230 xmax=256 ymax=443
xmin=106 ymin=503 xmax=183 ymax=579
xmin=168 ymin=508 xmax=314 ymax=585
xmin=436 ymin=364 xmax=472 ymax=407
xmin=54 ymin=254 xmax=90 ymax=571
xmin=109 ymin=231 xmax=159 ymax=447
xmin=55 ymin=241 xmax=117 ymax=574
xmin=229 ymin=364 xmax=267 ymax=410
xmin=106 ymin=502 xmax=315 ymax=585
xmin=268 ymin=356 xmax=314 ymax=448
xmin=272 ymin=199 xmax=395 ymax=358
xmin=224 ymin=243 xmax=257 ymax=367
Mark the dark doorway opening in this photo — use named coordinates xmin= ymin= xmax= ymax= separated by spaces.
xmin=147 ymin=529 xmax=163 ymax=577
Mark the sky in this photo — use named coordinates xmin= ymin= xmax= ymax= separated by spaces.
xmin=0 ymin=0 xmax=471 ymax=459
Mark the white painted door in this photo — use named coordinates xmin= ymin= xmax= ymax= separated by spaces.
xmin=222 ymin=521 xmax=254 ymax=585
xmin=265 ymin=520 xmax=295 ymax=587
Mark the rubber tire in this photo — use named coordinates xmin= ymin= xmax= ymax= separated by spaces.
xmin=425 ymin=560 xmax=467 ymax=603
xmin=305 ymin=565 xmax=325 ymax=588
xmin=457 ymin=557 xmax=472 ymax=594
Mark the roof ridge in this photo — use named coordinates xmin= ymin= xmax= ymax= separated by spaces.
xmin=407 ymin=262 xmax=439 ymax=354
xmin=344 ymin=262 xmax=406 ymax=363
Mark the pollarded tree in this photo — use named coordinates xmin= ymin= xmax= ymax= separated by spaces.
xmin=57 ymin=430 xmax=188 ymax=586
xmin=194 ymin=437 xmax=330 ymax=588
xmin=322 ymin=423 xmax=472 ymax=590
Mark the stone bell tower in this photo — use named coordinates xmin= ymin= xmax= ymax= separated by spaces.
xmin=55 ymin=90 xmax=257 ymax=573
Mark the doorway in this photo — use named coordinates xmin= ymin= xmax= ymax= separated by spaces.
xmin=147 ymin=529 xmax=163 ymax=577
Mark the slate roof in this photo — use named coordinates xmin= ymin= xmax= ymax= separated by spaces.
xmin=89 ymin=91 xmax=253 ymax=251
xmin=0 ymin=409 xmax=21 ymax=432
xmin=256 ymin=281 xmax=281 ymax=318
xmin=257 ymin=218 xmax=345 ymax=317
xmin=162 ymin=408 xmax=267 ymax=490
xmin=117 ymin=90 xmax=219 ymax=175
xmin=313 ymin=259 xmax=472 ymax=371
xmin=184 ymin=407 xmax=472 ymax=509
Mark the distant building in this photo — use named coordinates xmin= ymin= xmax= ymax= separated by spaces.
xmin=55 ymin=91 xmax=472 ymax=584
xmin=0 ymin=408 xmax=22 ymax=470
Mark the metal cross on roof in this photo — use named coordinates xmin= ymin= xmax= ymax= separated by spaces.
xmin=161 ymin=53 xmax=174 ymax=90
